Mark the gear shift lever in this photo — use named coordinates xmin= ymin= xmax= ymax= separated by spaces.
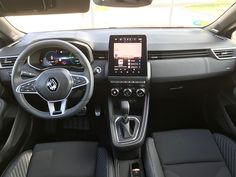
xmin=115 ymin=101 xmax=140 ymax=141
xmin=120 ymin=100 xmax=133 ymax=139
xmin=121 ymin=101 xmax=130 ymax=123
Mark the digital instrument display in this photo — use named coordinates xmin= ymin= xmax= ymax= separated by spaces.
xmin=108 ymin=35 xmax=147 ymax=76
xmin=39 ymin=48 xmax=81 ymax=67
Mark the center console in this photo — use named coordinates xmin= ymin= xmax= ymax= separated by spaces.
xmin=107 ymin=35 xmax=150 ymax=150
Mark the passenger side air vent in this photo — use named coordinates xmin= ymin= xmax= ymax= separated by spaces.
xmin=212 ymin=48 xmax=236 ymax=60
xmin=93 ymin=51 xmax=108 ymax=60
xmin=0 ymin=56 xmax=17 ymax=68
xmin=148 ymin=49 xmax=209 ymax=60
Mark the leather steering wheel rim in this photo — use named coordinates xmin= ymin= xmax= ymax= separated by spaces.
xmin=11 ymin=40 xmax=94 ymax=119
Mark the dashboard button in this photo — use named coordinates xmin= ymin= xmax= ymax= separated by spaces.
xmin=94 ymin=66 xmax=102 ymax=74
xmin=123 ymin=88 xmax=132 ymax=97
xmin=136 ymin=88 xmax=145 ymax=97
xmin=111 ymin=88 xmax=119 ymax=97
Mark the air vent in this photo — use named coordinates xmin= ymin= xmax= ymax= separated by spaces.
xmin=93 ymin=51 xmax=108 ymax=60
xmin=148 ymin=49 xmax=209 ymax=60
xmin=212 ymin=48 xmax=236 ymax=60
xmin=0 ymin=56 xmax=17 ymax=68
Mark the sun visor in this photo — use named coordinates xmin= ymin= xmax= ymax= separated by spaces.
xmin=0 ymin=0 xmax=90 ymax=16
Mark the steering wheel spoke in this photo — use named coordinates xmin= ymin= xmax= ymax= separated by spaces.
xmin=47 ymin=99 xmax=67 ymax=116
xmin=71 ymin=73 xmax=89 ymax=89
xmin=16 ymin=78 xmax=38 ymax=94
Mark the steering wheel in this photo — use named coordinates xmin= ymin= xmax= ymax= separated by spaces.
xmin=11 ymin=40 xmax=94 ymax=119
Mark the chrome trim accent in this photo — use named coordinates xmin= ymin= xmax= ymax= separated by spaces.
xmin=47 ymin=99 xmax=67 ymax=116
xmin=110 ymin=80 xmax=146 ymax=84
xmin=27 ymin=56 xmax=42 ymax=71
xmin=114 ymin=116 xmax=140 ymax=143
xmin=211 ymin=47 xmax=236 ymax=60
xmin=93 ymin=66 xmax=102 ymax=74
xmin=136 ymin=88 xmax=145 ymax=97
xmin=110 ymin=88 xmax=119 ymax=97
xmin=0 ymin=55 xmax=18 ymax=69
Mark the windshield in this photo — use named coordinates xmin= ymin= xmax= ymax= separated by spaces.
xmin=5 ymin=0 xmax=235 ymax=33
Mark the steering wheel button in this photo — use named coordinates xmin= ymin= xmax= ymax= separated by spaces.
xmin=81 ymin=78 xmax=86 ymax=83
xmin=72 ymin=75 xmax=88 ymax=88
xmin=18 ymin=80 xmax=36 ymax=93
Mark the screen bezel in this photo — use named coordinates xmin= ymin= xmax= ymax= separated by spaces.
xmin=108 ymin=35 xmax=147 ymax=77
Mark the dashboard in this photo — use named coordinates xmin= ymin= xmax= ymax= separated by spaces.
xmin=0 ymin=28 xmax=236 ymax=84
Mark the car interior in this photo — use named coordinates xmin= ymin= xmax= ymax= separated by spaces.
xmin=0 ymin=0 xmax=236 ymax=177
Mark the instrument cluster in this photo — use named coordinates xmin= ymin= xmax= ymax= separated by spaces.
xmin=28 ymin=48 xmax=82 ymax=70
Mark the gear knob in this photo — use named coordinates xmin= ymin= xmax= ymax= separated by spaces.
xmin=121 ymin=101 xmax=130 ymax=122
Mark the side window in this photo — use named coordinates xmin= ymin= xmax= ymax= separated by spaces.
xmin=0 ymin=38 xmax=6 ymax=49
xmin=0 ymin=33 xmax=10 ymax=49
xmin=231 ymin=31 xmax=236 ymax=43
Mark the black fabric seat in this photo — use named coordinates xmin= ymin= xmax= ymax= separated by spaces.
xmin=144 ymin=129 xmax=236 ymax=177
xmin=1 ymin=142 xmax=114 ymax=177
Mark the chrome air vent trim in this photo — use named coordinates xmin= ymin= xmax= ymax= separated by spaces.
xmin=211 ymin=47 xmax=236 ymax=60
xmin=93 ymin=51 xmax=108 ymax=60
xmin=0 ymin=56 xmax=18 ymax=68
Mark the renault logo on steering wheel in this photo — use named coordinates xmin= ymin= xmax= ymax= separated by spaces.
xmin=47 ymin=78 xmax=58 ymax=91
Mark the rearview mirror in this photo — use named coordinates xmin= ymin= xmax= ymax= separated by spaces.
xmin=93 ymin=0 xmax=152 ymax=7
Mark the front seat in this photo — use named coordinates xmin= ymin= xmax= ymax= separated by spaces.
xmin=1 ymin=142 xmax=114 ymax=177
xmin=144 ymin=129 xmax=236 ymax=177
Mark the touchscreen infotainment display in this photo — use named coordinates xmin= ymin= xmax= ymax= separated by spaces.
xmin=108 ymin=35 xmax=147 ymax=76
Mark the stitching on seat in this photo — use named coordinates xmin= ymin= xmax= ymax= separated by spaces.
xmin=213 ymin=134 xmax=236 ymax=177
xmin=1 ymin=150 xmax=32 ymax=177
xmin=163 ymin=160 xmax=224 ymax=166
xmin=25 ymin=151 xmax=33 ymax=177
xmin=163 ymin=161 xmax=226 ymax=167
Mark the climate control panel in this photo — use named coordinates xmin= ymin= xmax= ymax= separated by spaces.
xmin=110 ymin=81 xmax=146 ymax=98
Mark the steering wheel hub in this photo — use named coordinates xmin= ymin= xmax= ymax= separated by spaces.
xmin=35 ymin=68 xmax=73 ymax=101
